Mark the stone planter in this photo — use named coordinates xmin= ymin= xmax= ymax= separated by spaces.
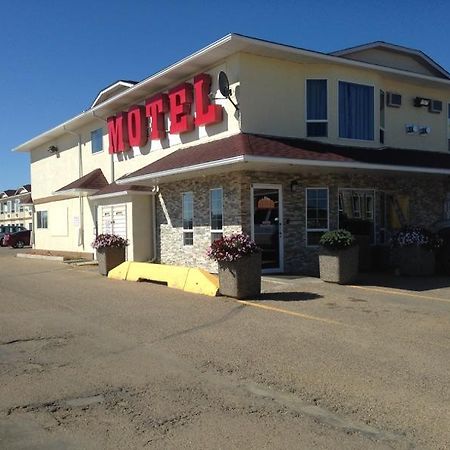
xmin=218 ymin=252 xmax=262 ymax=299
xmin=319 ymin=245 xmax=359 ymax=284
xmin=97 ymin=246 xmax=126 ymax=276
xmin=396 ymin=246 xmax=436 ymax=276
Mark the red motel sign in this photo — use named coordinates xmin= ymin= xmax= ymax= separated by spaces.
xmin=107 ymin=73 xmax=223 ymax=154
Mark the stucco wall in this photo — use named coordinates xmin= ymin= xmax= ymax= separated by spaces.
xmin=30 ymin=58 xmax=242 ymax=202
xmin=34 ymin=196 xmax=95 ymax=254
xmin=131 ymin=195 xmax=154 ymax=262
xmin=239 ymin=53 xmax=450 ymax=152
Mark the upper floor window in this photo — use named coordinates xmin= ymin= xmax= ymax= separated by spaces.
xmin=91 ymin=128 xmax=103 ymax=154
xmin=210 ymin=188 xmax=223 ymax=242
xmin=306 ymin=79 xmax=328 ymax=137
xmin=182 ymin=192 xmax=194 ymax=246
xmin=37 ymin=211 xmax=48 ymax=229
xmin=339 ymin=81 xmax=374 ymax=140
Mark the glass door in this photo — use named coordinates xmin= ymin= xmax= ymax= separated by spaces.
xmin=252 ymin=185 xmax=283 ymax=272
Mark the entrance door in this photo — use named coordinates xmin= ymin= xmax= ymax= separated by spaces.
xmin=100 ymin=205 xmax=127 ymax=239
xmin=251 ymin=184 xmax=283 ymax=273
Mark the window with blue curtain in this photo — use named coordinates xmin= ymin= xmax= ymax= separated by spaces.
xmin=91 ymin=128 xmax=103 ymax=154
xmin=339 ymin=81 xmax=374 ymax=140
xmin=306 ymin=79 xmax=327 ymax=137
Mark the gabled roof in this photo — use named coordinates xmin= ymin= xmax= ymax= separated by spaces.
xmin=14 ymin=184 xmax=31 ymax=195
xmin=90 ymin=80 xmax=137 ymax=108
xmin=118 ymin=133 xmax=450 ymax=184
xmin=330 ymin=41 xmax=450 ymax=79
xmin=1 ymin=190 xmax=16 ymax=198
xmin=54 ymin=168 xmax=108 ymax=196
xmin=89 ymin=181 xmax=155 ymax=200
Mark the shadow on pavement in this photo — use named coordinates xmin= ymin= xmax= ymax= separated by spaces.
xmin=355 ymin=273 xmax=450 ymax=292
xmin=255 ymin=291 xmax=323 ymax=302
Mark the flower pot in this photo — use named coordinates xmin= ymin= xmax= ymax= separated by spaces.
xmin=97 ymin=246 xmax=126 ymax=276
xmin=319 ymin=245 xmax=359 ymax=284
xmin=218 ymin=252 xmax=262 ymax=299
xmin=396 ymin=246 xmax=435 ymax=276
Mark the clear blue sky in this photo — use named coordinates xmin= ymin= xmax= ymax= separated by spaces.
xmin=1 ymin=0 xmax=449 ymax=191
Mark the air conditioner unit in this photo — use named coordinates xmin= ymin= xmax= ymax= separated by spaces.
xmin=414 ymin=97 xmax=431 ymax=107
xmin=429 ymin=100 xmax=443 ymax=113
xmin=387 ymin=92 xmax=402 ymax=107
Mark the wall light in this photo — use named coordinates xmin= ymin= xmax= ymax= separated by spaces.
xmin=290 ymin=180 xmax=299 ymax=192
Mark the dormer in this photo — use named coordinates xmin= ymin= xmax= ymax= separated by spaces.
xmin=0 ymin=190 xmax=15 ymax=198
xmin=90 ymin=80 xmax=137 ymax=108
xmin=14 ymin=184 xmax=31 ymax=195
xmin=330 ymin=41 xmax=450 ymax=79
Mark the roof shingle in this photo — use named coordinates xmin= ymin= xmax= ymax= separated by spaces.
xmin=120 ymin=133 xmax=450 ymax=182
xmin=55 ymin=168 xmax=108 ymax=193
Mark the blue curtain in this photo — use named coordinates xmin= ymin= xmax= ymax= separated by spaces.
xmin=339 ymin=82 xmax=374 ymax=140
xmin=307 ymin=80 xmax=327 ymax=120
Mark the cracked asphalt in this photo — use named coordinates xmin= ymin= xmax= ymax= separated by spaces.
xmin=0 ymin=247 xmax=449 ymax=449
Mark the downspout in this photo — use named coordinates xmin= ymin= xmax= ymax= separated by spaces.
xmin=151 ymin=187 xmax=159 ymax=262
xmin=63 ymin=127 xmax=84 ymax=249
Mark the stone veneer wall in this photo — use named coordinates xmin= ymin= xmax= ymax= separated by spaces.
xmin=156 ymin=173 xmax=244 ymax=272
xmin=156 ymin=169 xmax=449 ymax=275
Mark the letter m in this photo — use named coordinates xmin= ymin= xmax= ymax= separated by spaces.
xmin=107 ymin=113 xmax=129 ymax=154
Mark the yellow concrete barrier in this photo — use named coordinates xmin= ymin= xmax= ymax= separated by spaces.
xmin=108 ymin=262 xmax=219 ymax=297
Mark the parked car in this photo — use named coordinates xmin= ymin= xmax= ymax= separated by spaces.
xmin=0 ymin=225 xmax=27 ymax=246
xmin=2 ymin=229 xmax=31 ymax=248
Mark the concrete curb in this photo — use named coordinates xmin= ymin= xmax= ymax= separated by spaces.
xmin=16 ymin=253 xmax=64 ymax=262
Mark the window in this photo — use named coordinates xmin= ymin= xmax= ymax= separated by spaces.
xmin=210 ymin=188 xmax=223 ymax=242
xmin=91 ymin=128 xmax=103 ymax=154
xmin=182 ymin=192 xmax=193 ymax=246
xmin=339 ymin=189 xmax=376 ymax=243
xmin=306 ymin=188 xmax=329 ymax=246
xmin=380 ymin=90 xmax=385 ymax=144
xmin=352 ymin=194 xmax=362 ymax=218
xmin=306 ymin=79 xmax=328 ymax=137
xmin=339 ymin=81 xmax=374 ymax=140
xmin=37 ymin=211 xmax=48 ymax=229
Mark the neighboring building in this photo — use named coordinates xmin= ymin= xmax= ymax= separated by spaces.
xmin=13 ymin=34 xmax=450 ymax=274
xmin=0 ymin=185 xmax=33 ymax=232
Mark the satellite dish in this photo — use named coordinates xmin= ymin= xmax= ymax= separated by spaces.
xmin=218 ymin=71 xmax=231 ymax=98
xmin=217 ymin=71 xmax=239 ymax=111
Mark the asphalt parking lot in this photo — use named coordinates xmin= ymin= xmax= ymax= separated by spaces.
xmin=0 ymin=247 xmax=449 ymax=449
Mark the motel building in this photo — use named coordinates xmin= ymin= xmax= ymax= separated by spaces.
xmin=13 ymin=34 xmax=450 ymax=274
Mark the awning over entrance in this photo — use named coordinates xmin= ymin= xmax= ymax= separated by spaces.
xmin=117 ymin=133 xmax=450 ymax=184
xmin=53 ymin=168 xmax=108 ymax=197
xmin=89 ymin=181 xmax=156 ymax=200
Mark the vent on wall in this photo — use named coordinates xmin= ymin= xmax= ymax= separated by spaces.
xmin=387 ymin=92 xmax=402 ymax=107
xmin=429 ymin=100 xmax=443 ymax=113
